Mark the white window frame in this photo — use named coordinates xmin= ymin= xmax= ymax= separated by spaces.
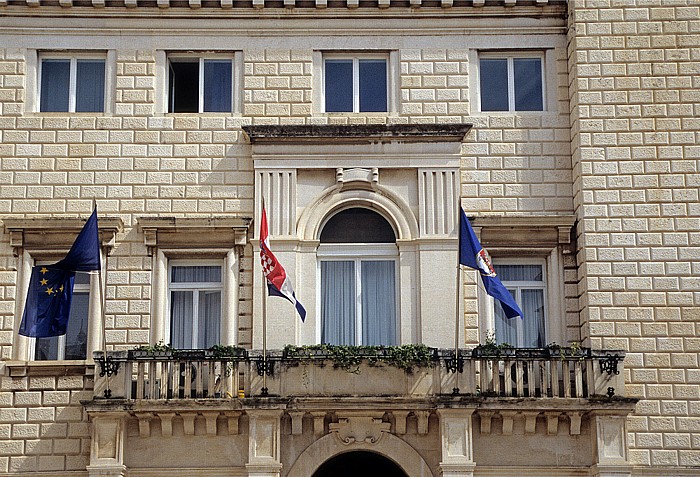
xmin=167 ymin=54 xmax=237 ymax=114
xmin=166 ymin=259 xmax=224 ymax=349
xmin=27 ymin=259 xmax=98 ymax=361
xmin=477 ymin=51 xmax=546 ymax=113
xmin=37 ymin=52 xmax=108 ymax=113
xmin=316 ymin=244 xmax=399 ymax=345
xmin=479 ymin=257 xmax=557 ymax=348
xmin=320 ymin=52 xmax=393 ymax=114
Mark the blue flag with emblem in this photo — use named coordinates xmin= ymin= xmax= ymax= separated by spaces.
xmin=19 ymin=209 xmax=101 ymax=338
xmin=459 ymin=208 xmax=523 ymax=319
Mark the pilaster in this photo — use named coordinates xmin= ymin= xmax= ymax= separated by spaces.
xmin=87 ymin=413 xmax=127 ymax=477
xmin=591 ymin=414 xmax=632 ymax=477
xmin=437 ymin=408 xmax=476 ymax=477
xmin=247 ymin=409 xmax=284 ymax=477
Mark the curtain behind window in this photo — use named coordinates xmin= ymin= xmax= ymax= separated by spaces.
xmin=170 ymin=265 xmax=221 ymax=349
xmin=361 ymin=261 xmax=396 ymax=345
xmin=321 ymin=261 xmax=355 ymax=345
xmin=494 ymin=265 xmax=545 ymax=348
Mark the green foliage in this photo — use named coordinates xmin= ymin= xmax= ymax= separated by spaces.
xmin=283 ymin=344 xmax=434 ymax=374
xmin=207 ymin=345 xmax=247 ymax=359
xmin=473 ymin=330 xmax=513 ymax=356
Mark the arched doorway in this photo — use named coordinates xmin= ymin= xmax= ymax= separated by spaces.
xmin=311 ymin=451 xmax=408 ymax=477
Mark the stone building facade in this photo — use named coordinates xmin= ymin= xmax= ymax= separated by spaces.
xmin=0 ymin=0 xmax=697 ymax=476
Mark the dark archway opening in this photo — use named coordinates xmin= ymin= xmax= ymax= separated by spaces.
xmin=311 ymin=451 xmax=409 ymax=477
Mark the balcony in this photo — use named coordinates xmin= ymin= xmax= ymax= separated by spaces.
xmin=91 ymin=345 xmax=626 ymax=402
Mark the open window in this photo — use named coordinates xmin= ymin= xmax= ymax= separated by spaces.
xmin=168 ymin=55 xmax=234 ymax=113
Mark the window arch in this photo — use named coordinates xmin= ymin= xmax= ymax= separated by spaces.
xmin=318 ymin=207 xmax=398 ymax=346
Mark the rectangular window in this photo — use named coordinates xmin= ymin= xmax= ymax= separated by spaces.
xmin=324 ymin=55 xmax=388 ymax=113
xmin=39 ymin=56 xmax=106 ymax=112
xmin=493 ymin=263 xmax=546 ymax=348
xmin=320 ymin=258 xmax=396 ymax=346
xmin=479 ymin=54 xmax=544 ymax=112
xmin=169 ymin=262 xmax=222 ymax=349
xmin=168 ymin=57 xmax=233 ymax=113
xmin=34 ymin=271 xmax=91 ymax=360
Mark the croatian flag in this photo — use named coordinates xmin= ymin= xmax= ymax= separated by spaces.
xmin=459 ymin=208 xmax=523 ymax=319
xmin=260 ymin=205 xmax=306 ymax=321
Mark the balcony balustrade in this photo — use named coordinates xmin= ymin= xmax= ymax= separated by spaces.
xmin=92 ymin=346 xmax=625 ymax=402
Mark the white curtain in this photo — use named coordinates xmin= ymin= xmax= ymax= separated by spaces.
xmin=198 ymin=291 xmax=221 ymax=349
xmin=494 ymin=265 xmax=545 ymax=348
xmin=321 ymin=261 xmax=356 ymax=345
xmin=170 ymin=291 xmax=194 ymax=349
xmin=170 ymin=265 xmax=222 ymax=349
xmin=361 ymin=261 xmax=396 ymax=345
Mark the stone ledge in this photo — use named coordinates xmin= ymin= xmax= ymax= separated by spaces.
xmin=243 ymin=123 xmax=473 ymax=144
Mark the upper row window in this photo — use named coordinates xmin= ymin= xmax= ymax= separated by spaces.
xmin=168 ymin=57 xmax=234 ymax=113
xmin=39 ymin=56 xmax=106 ymax=113
xmin=36 ymin=51 xmax=545 ymax=115
xmin=479 ymin=54 xmax=544 ymax=112
xmin=323 ymin=55 xmax=388 ymax=113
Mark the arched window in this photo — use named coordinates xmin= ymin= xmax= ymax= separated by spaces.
xmin=318 ymin=208 xmax=398 ymax=346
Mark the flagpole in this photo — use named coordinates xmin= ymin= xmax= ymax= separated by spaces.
xmin=261 ymin=272 xmax=268 ymax=396
xmin=454 ymin=205 xmax=462 ymax=394
xmin=260 ymin=197 xmax=268 ymax=397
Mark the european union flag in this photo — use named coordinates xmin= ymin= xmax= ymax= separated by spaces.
xmin=459 ymin=208 xmax=523 ymax=319
xmin=19 ymin=209 xmax=101 ymax=338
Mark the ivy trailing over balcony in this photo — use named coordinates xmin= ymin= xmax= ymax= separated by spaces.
xmin=130 ymin=342 xmax=247 ymax=360
xmin=282 ymin=344 xmax=436 ymax=374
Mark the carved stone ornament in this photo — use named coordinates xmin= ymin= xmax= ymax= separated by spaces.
xmin=329 ymin=415 xmax=390 ymax=445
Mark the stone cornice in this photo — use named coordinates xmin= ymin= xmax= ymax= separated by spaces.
xmin=2 ymin=216 xmax=124 ymax=254
xmin=243 ymin=124 xmax=473 ymax=144
xmin=0 ymin=1 xmax=567 ymax=15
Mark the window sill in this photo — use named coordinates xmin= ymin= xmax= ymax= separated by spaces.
xmin=4 ymin=360 xmax=94 ymax=377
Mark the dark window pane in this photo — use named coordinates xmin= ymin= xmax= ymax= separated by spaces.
xmin=359 ymin=59 xmax=387 ymax=112
xmin=40 ymin=60 xmax=70 ymax=112
xmin=75 ymin=60 xmax=105 ymax=112
xmin=325 ymin=60 xmax=353 ymax=112
xmin=35 ymin=337 xmax=59 ymax=360
xmin=479 ymin=58 xmax=509 ymax=112
xmin=169 ymin=61 xmax=199 ymax=113
xmin=64 ymin=291 xmax=89 ymax=360
xmin=514 ymin=58 xmax=543 ymax=111
xmin=320 ymin=208 xmax=396 ymax=244
xmin=204 ymin=60 xmax=232 ymax=113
